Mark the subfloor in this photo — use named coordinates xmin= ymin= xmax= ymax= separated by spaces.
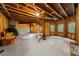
xmin=0 ymin=33 xmax=75 ymax=56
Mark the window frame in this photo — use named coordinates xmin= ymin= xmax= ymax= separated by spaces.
xmin=58 ymin=24 xmax=64 ymax=32
xmin=50 ymin=24 xmax=55 ymax=32
xmin=68 ymin=21 xmax=75 ymax=33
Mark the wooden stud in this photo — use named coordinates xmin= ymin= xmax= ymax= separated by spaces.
xmin=64 ymin=19 xmax=68 ymax=37
xmin=42 ymin=18 xmax=46 ymax=40
xmin=76 ymin=4 xmax=79 ymax=44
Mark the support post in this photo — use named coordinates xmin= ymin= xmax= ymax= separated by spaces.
xmin=76 ymin=4 xmax=79 ymax=44
xmin=42 ymin=18 xmax=46 ymax=40
xmin=55 ymin=21 xmax=57 ymax=35
xmin=64 ymin=19 xmax=68 ymax=37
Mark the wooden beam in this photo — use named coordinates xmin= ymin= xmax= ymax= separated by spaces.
xmin=16 ymin=4 xmax=19 ymax=9
xmin=16 ymin=4 xmax=39 ymax=16
xmin=0 ymin=7 xmax=39 ymax=20
xmin=50 ymin=12 xmax=54 ymax=14
xmin=0 ymin=8 xmax=38 ymax=21
xmin=27 ymin=3 xmax=56 ymax=21
xmin=45 ymin=3 xmax=64 ymax=19
xmin=33 ymin=4 xmax=55 ymax=18
xmin=0 ymin=6 xmax=43 ymax=25
xmin=76 ymin=4 xmax=79 ymax=44
xmin=4 ymin=4 xmax=41 ymax=20
xmin=17 ymin=4 xmax=53 ymax=22
xmin=27 ymin=4 xmax=40 ymax=12
xmin=5 ymin=4 xmax=40 ymax=19
xmin=58 ymin=3 xmax=68 ymax=17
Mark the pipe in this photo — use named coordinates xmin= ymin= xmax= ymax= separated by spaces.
xmin=1 ymin=3 xmax=12 ymax=20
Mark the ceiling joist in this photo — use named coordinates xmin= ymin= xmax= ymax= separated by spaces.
xmin=44 ymin=3 xmax=64 ymax=19
xmin=0 ymin=3 xmax=75 ymax=23
xmin=34 ymin=4 xmax=55 ymax=18
xmin=4 ymin=4 xmax=40 ymax=19
xmin=58 ymin=3 xmax=68 ymax=17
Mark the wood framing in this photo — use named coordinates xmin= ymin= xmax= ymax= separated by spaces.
xmin=58 ymin=3 xmax=68 ymax=17
xmin=76 ymin=4 xmax=79 ymax=44
xmin=45 ymin=3 xmax=64 ymax=19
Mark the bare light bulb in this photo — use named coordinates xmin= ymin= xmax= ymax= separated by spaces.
xmin=35 ymin=12 xmax=40 ymax=17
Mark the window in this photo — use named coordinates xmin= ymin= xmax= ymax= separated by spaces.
xmin=50 ymin=25 xmax=55 ymax=32
xmin=68 ymin=22 xmax=75 ymax=33
xmin=58 ymin=24 xmax=64 ymax=32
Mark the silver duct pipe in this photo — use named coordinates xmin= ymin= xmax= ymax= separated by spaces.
xmin=0 ymin=3 xmax=16 ymax=27
xmin=1 ymin=3 xmax=12 ymax=20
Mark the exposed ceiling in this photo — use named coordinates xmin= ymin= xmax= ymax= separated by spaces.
xmin=0 ymin=3 xmax=76 ymax=24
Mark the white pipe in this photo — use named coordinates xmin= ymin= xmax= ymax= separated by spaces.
xmin=1 ymin=3 xmax=12 ymax=19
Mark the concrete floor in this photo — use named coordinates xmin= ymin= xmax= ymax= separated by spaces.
xmin=0 ymin=33 xmax=75 ymax=56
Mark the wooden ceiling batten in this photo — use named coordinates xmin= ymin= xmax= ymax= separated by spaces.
xmin=9 ymin=12 xmax=42 ymax=24
xmin=44 ymin=3 xmax=64 ymax=19
xmin=58 ymin=3 xmax=68 ymax=18
xmin=14 ymin=4 xmax=41 ymax=17
xmin=60 ymin=3 xmax=74 ymax=17
xmin=27 ymin=4 xmax=44 ymax=17
xmin=0 ymin=6 xmax=52 ymax=23
xmin=34 ymin=3 xmax=56 ymax=18
xmin=50 ymin=12 xmax=54 ymax=15
xmin=0 ymin=3 xmax=75 ymax=23
xmin=4 ymin=4 xmax=40 ymax=19
xmin=0 ymin=8 xmax=40 ymax=23
xmin=0 ymin=5 xmax=42 ymax=24
xmin=27 ymin=4 xmax=39 ymax=11
xmin=17 ymin=3 xmax=53 ymax=22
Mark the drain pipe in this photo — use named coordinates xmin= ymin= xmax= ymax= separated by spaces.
xmin=0 ymin=3 xmax=13 ymax=47
xmin=0 ymin=4 xmax=12 ymax=52
xmin=1 ymin=3 xmax=13 ymax=26
xmin=1 ymin=3 xmax=12 ymax=20
xmin=1 ymin=3 xmax=17 ymax=28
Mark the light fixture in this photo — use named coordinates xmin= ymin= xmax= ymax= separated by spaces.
xmin=33 ymin=23 xmax=36 ymax=25
xmin=35 ymin=12 xmax=40 ymax=17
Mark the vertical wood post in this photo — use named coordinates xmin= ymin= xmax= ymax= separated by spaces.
xmin=76 ymin=4 xmax=79 ymax=44
xmin=42 ymin=18 xmax=46 ymax=40
xmin=64 ymin=19 xmax=68 ymax=37
xmin=55 ymin=21 xmax=57 ymax=35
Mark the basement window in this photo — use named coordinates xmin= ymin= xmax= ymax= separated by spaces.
xmin=50 ymin=25 xmax=55 ymax=32
xmin=58 ymin=24 xmax=64 ymax=32
xmin=68 ymin=22 xmax=75 ymax=33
